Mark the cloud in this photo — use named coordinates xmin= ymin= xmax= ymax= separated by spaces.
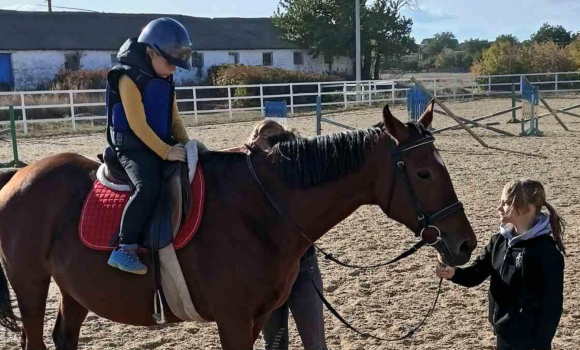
xmin=2 ymin=4 xmax=45 ymax=11
xmin=407 ymin=8 xmax=458 ymax=23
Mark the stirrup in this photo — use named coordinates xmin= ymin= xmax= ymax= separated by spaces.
xmin=153 ymin=289 xmax=166 ymax=325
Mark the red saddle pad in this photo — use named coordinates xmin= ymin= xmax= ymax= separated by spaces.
xmin=79 ymin=164 xmax=205 ymax=251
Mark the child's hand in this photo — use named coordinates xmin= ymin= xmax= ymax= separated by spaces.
xmin=167 ymin=144 xmax=186 ymax=162
xmin=436 ymin=262 xmax=456 ymax=279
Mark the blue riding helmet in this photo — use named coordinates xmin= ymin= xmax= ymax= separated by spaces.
xmin=138 ymin=17 xmax=193 ymax=70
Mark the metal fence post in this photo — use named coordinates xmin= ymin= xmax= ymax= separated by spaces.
xmin=555 ymin=73 xmax=559 ymax=92
xmin=69 ymin=91 xmax=76 ymax=132
xmin=391 ymin=82 xmax=395 ymax=104
xmin=20 ymin=92 xmax=27 ymax=135
xmin=368 ymin=81 xmax=372 ymax=106
xmin=488 ymin=76 xmax=491 ymax=95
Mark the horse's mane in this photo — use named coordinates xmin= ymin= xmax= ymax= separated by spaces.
xmin=268 ymin=127 xmax=386 ymax=188
xmin=199 ymin=121 xmax=429 ymax=189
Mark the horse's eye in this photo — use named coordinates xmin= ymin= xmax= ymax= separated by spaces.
xmin=417 ymin=170 xmax=431 ymax=180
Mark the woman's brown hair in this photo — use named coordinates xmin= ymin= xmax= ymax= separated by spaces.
xmin=502 ymin=179 xmax=566 ymax=255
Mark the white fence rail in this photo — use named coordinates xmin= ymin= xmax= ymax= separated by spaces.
xmin=2 ymin=71 xmax=580 ymax=134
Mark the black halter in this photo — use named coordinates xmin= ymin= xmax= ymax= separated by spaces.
xmin=386 ymin=135 xmax=465 ymax=248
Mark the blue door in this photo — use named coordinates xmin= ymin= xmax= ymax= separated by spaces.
xmin=0 ymin=54 xmax=13 ymax=89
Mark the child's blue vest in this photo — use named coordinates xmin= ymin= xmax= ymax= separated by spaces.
xmin=106 ymin=65 xmax=175 ymax=150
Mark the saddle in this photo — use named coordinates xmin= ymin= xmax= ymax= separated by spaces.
xmin=97 ymin=146 xmax=192 ymax=251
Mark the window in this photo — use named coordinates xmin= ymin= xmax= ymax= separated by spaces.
xmin=192 ymin=52 xmax=204 ymax=68
xmin=324 ymin=55 xmax=333 ymax=64
xmin=293 ymin=52 xmax=304 ymax=65
xmin=64 ymin=53 xmax=80 ymax=70
xmin=228 ymin=52 xmax=239 ymax=64
xmin=111 ymin=53 xmax=119 ymax=66
xmin=263 ymin=52 xmax=273 ymax=66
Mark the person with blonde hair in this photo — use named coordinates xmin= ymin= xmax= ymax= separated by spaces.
xmin=243 ymin=120 xmax=328 ymax=350
xmin=436 ymin=179 xmax=565 ymax=350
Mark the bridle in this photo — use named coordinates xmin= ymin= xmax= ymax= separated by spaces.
xmin=385 ymin=135 xmax=464 ymax=251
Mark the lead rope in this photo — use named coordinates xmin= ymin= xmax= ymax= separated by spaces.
xmin=311 ymin=277 xmax=444 ymax=341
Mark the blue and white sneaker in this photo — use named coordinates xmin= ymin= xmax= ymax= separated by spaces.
xmin=108 ymin=244 xmax=148 ymax=275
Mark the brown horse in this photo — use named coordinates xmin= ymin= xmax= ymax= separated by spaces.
xmin=0 ymin=103 xmax=476 ymax=350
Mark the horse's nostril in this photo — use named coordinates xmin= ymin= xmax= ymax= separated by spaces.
xmin=459 ymin=238 xmax=476 ymax=256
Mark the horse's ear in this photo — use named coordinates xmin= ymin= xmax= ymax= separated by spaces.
xmin=382 ymin=104 xmax=408 ymax=141
xmin=418 ymin=99 xmax=435 ymax=129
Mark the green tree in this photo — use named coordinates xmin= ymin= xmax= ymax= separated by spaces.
xmin=272 ymin=0 xmax=415 ymax=79
xmin=425 ymin=32 xmax=459 ymax=57
xmin=495 ymin=34 xmax=519 ymax=45
xmin=462 ymin=38 xmax=491 ymax=67
xmin=531 ymin=23 xmax=572 ymax=47
xmin=366 ymin=0 xmax=416 ymax=78
xmin=272 ymin=0 xmax=353 ymax=61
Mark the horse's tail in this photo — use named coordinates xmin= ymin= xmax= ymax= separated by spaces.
xmin=0 ymin=169 xmax=21 ymax=332
xmin=0 ymin=170 xmax=17 ymax=192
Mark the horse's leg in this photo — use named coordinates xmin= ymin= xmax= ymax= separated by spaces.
xmin=11 ymin=276 xmax=51 ymax=350
xmin=252 ymin=314 xmax=270 ymax=345
xmin=52 ymin=293 xmax=88 ymax=350
xmin=217 ymin=320 xmax=256 ymax=350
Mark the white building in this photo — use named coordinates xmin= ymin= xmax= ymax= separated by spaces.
xmin=0 ymin=10 xmax=353 ymax=90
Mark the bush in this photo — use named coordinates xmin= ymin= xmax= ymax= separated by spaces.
xmin=418 ymin=57 xmax=436 ymax=70
xmin=472 ymin=41 xmax=577 ymax=76
xmin=51 ymin=69 xmax=108 ymax=90
xmin=566 ymin=39 xmax=580 ymax=69
xmin=400 ymin=59 xmax=419 ymax=72
xmin=471 ymin=41 xmax=527 ymax=76
xmin=205 ymin=64 xmax=344 ymax=108
xmin=523 ymin=42 xmax=576 ymax=73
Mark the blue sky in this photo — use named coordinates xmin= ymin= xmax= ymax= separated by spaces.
xmin=1 ymin=0 xmax=579 ymax=42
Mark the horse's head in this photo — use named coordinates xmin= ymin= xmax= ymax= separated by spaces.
xmin=374 ymin=101 xmax=476 ymax=266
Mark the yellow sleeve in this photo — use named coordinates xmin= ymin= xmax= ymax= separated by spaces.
xmin=171 ymin=95 xmax=190 ymax=145
xmin=119 ymin=76 xmax=172 ymax=160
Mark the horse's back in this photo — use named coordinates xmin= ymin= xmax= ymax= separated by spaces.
xmin=0 ymin=153 xmax=97 ymax=262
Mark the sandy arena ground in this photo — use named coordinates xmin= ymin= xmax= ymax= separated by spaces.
xmin=0 ymin=96 xmax=579 ymax=349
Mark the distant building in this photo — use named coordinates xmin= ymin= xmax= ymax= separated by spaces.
xmin=0 ymin=10 xmax=353 ymax=90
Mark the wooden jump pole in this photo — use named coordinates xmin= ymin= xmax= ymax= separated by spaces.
xmin=411 ymin=77 xmax=488 ymax=148
xmin=530 ymin=103 xmax=580 ymax=122
xmin=538 ymin=97 xmax=569 ymax=131
xmin=537 ymin=103 xmax=580 ymax=118
xmin=433 ymin=106 xmax=521 ymax=135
